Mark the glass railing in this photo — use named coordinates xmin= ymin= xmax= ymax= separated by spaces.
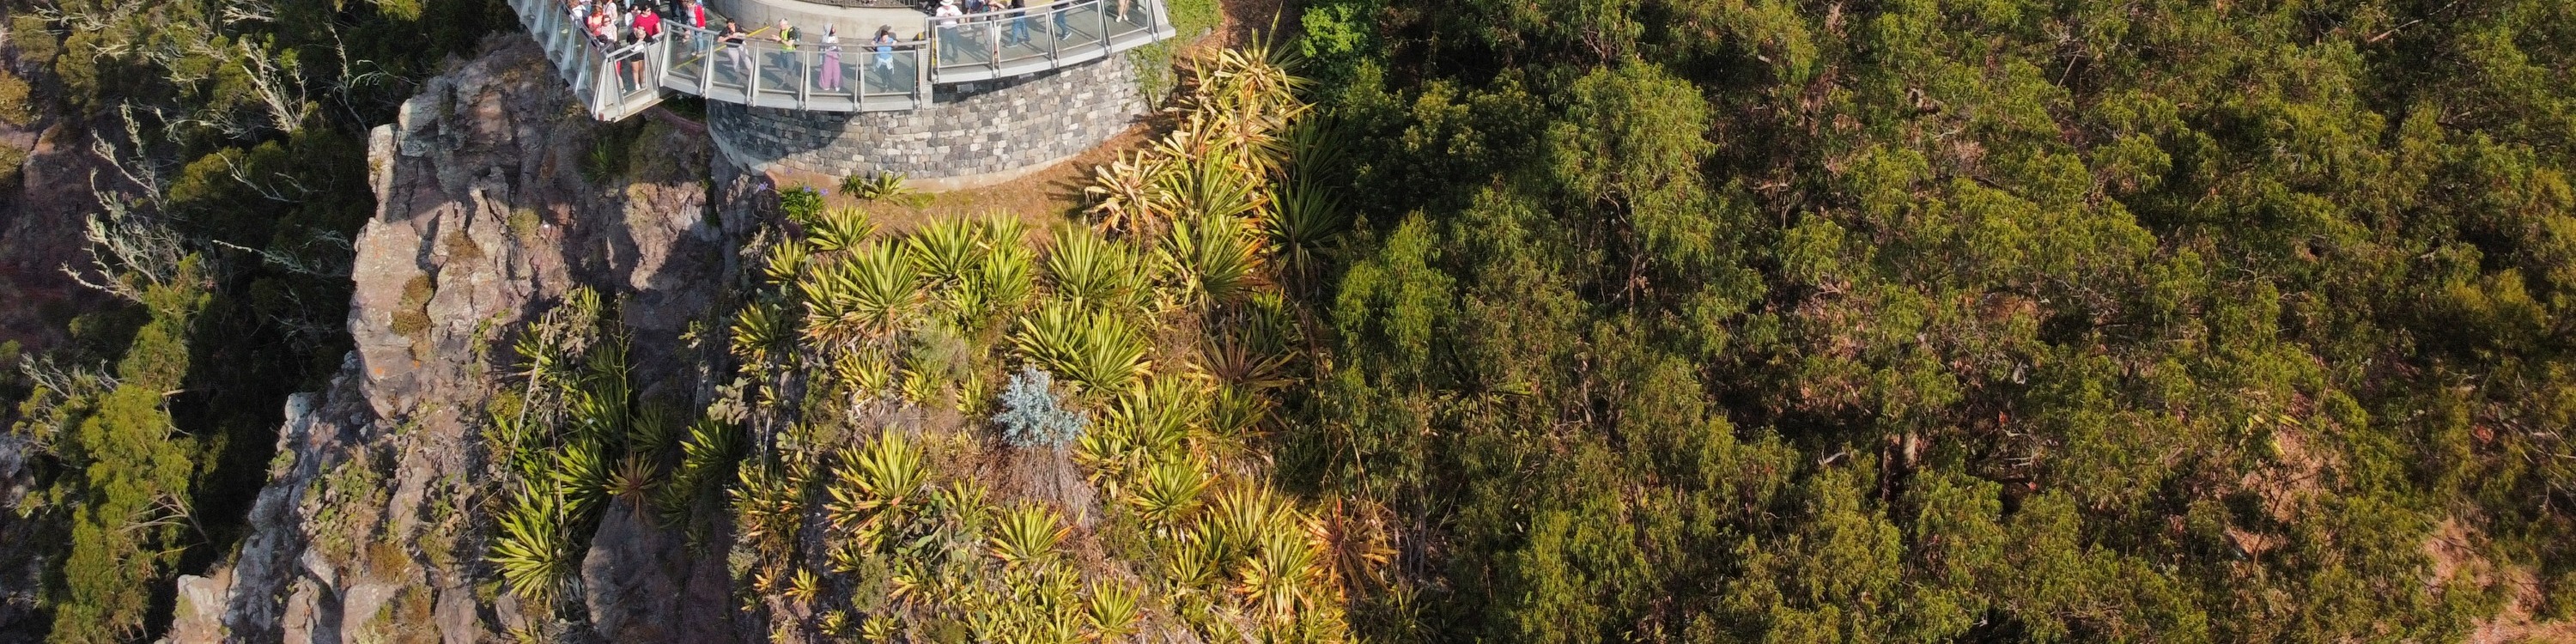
xmin=929 ymin=0 xmax=1163 ymax=81
xmin=510 ymin=0 xmax=1165 ymax=117
xmin=662 ymin=23 xmax=930 ymax=110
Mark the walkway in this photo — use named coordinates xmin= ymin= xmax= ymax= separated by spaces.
xmin=507 ymin=0 xmax=1177 ymax=120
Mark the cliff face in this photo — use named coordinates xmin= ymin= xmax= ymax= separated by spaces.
xmin=164 ymin=36 xmax=754 ymax=644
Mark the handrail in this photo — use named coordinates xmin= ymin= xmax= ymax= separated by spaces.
xmin=506 ymin=0 xmax=1170 ymax=119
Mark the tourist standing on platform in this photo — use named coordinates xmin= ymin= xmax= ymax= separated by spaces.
xmin=773 ymin=18 xmax=799 ymax=79
xmin=934 ymin=0 xmax=963 ymax=54
xmin=1007 ymin=0 xmax=1030 ymax=47
xmin=818 ymin=26 xmax=843 ymax=91
xmin=721 ymin=21 xmax=750 ymax=78
xmin=872 ymin=25 xmax=898 ymax=81
xmin=1050 ymin=0 xmax=1071 ymax=39
xmin=688 ymin=0 xmax=710 ymax=53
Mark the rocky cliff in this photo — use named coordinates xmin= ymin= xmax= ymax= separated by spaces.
xmin=163 ymin=36 xmax=756 ymax=644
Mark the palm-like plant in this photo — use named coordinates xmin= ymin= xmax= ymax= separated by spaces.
xmin=803 ymin=243 xmax=922 ymax=348
xmin=1261 ymin=178 xmax=1347 ymax=285
xmin=762 ymin=238 xmax=811 ymax=286
xmin=785 ymin=567 xmax=823 ymax=605
xmin=1150 ymin=140 xmax=1264 ymax=222
xmin=1158 ymin=214 xmax=1263 ymax=310
xmin=729 ymin=301 xmax=788 ymax=366
xmin=904 ymin=217 xmax=984 ymax=286
xmin=1202 ymin=487 xmax=1297 ymax=568
xmin=826 ymin=432 xmax=928 ymax=531
xmin=1044 ymin=228 xmax=1145 ymax=311
xmin=489 ymin=481 xmax=580 ymax=608
xmin=549 ymin=440 xmax=612 ymax=514
xmin=1012 ymin=301 xmax=1151 ymax=395
xmin=1084 ymin=150 xmax=1170 ymax=237
xmin=1127 ymin=460 xmax=1207 ymax=531
xmin=1236 ymin=529 xmax=1324 ymax=622
xmin=808 ymin=207 xmax=879 ymax=252
xmin=731 ymin=463 xmax=806 ymax=554
xmin=606 ymin=453 xmax=658 ymax=515
xmin=656 ymin=418 xmax=743 ymax=516
xmin=989 ymin=502 xmax=1069 ymax=566
xmin=1086 ymin=582 xmax=1143 ymax=641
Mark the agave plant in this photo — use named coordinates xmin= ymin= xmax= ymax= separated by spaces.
xmin=1279 ymin=114 xmax=1349 ymax=181
xmin=489 ymin=481 xmax=580 ymax=608
xmin=829 ymin=347 xmax=898 ymax=397
xmin=1202 ymin=487 xmax=1298 ymax=568
xmin=1236 ymin=529 xmax=1325 ymax=622
xmin=786 ymin=567 xmax=823 ymax=605
xmin=966 ymin=242 xmax=1037 ymax=325
xmin=1261 ymin=178 xmax=1348 ymax=285
xmin=989 ymin=502 xmax=1069 ymax=566
xmin=904 ymin=217 xmax=984 ymax=286
xmin=729 ymin=301 xmax=789 ymax=366
xmin=656 ymin=417 xmax=744 ymax=517
xmin=842 ymin=171 xmax=916 ymax=202
xmin=1150 ymin=140 xmax=1265 ymax=222
xmin=808 ymin=207 xmax=879 ymax=252
xmin=762 ymin=238 xmax=811 ymax=286
xmin=1087 ymin=582 xmax=1143 ymax=641
xmin=731 ymin=463 xmax=806 ymax=554
xmin=1012 ymin=301 xmax=1151 ymax=395
xmin=1084 ymin=150 xmax=1170 ymax=237
xmin=1158 ymin=214 xmax=1263 ymax=310
xmin=803 ymin=243 xmax=923 ymax=348
xmin=606 ymin=453 xmax=658 ymax=517
xmin=1043 ymin=228 xmax=1145 ymax=311
xmin=825 ymin=432 xmax=928 ymax=531
xmin=1127 ymin=460 xmax=1208 ymax=531
xmin=549 ymin=439 xmax=612 ymax=514
xmin=1163 ymin=529 xmax=1225 ymax=591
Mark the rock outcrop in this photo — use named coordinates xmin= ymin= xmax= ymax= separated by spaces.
xmin=162 ymin=33 xmax=756 ymax=644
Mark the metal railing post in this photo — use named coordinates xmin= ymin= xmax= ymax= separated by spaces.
xmin=915 ymin=46 xmax=932 ymax=106
xmin=796 ymin=47 xmax=811 ymax=106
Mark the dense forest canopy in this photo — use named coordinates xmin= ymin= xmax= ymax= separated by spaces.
xmin=1 ymin=0 xmax=504 ymax=636
xmin=2 ymin=0 xmax=2573 ymax=640
xmin=1283 ymin=0 xmax=2575 ymax=641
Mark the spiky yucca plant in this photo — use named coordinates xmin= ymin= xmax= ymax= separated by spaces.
xmin=1044 ymin=227 xmax=1146 ymax=311
xmin=1150 ymin=142 xmax=1264 ymax=222
xmin=1012 ymin=301 xmax=1151 ymax=395
xmin=762 ymin=238 xmax=811 ymax=286
xmin=1087 ymin=582 xmax=1143 ymax=641
xmin=1261 ymin=179 xmax=1348 ymax=286
xmin=1158 ymin=214 xmax=1262 ymax=310
xmin=905 ymin=217 xmax=983 ymax=286
xmin=1084 ymin=150 xmax=1170 ymax=237
xmin=655 ymin=417 xmax=743 ymax=518
xmin=1129 ymin=460 xmax=1208 ymax=531
xmin=989 ymin=503 xmax=1069 ymax=567
xmin=826 ymin=432 xmax=927 ymax=531
xmin=1236 ymin=529 xmax=1325 ymax=622
xmin=490 ymin=481 xmax=580 ymax=608
xmin=808 ymin=208 xmax=878 ymax=252
xmin=730 ymin=301 xmax=789 ymax=367
xmin=803 ymin=243 xmax=922 ymax=348
xmin=842 ymin=172 xmax=916 ymax=202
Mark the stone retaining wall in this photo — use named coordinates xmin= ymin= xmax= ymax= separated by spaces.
xmin=706 ymin=54 xmax=1144 ymax=189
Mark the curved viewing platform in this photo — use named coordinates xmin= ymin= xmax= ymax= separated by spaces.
xmin=507 ymin=0 xmax=1176 ymax=120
